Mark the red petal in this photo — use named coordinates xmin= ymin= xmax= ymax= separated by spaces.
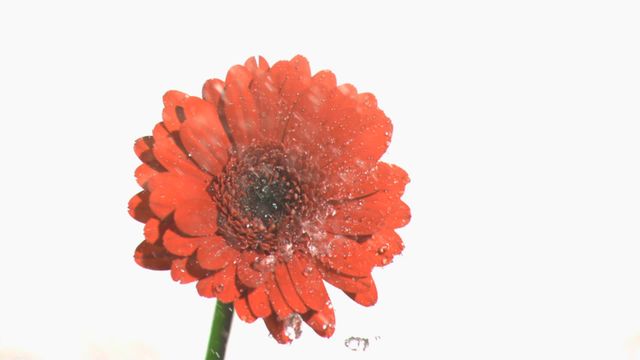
xmin=287 ymin=253 xmax=330 ymax=311
xmin=143 ymin=217 xmax=161 ymax=244
xmin=248 ymin=286 xmax=272 ymax=318
xmin=134 ymin=241 xmax=174 ymax=270
xmin=202 ymin=78 xmax=224 ymax=106
xmin=196 ymin=264 xmax=240 ymax=302
xmin=319 ymin=267 xmax=373 ymax=293
xmin=250 ymin=55 xmax=311 ymax=141
xmin=151 ymin=122 xmax=209 ymax=182
xmin=324 ymin=162 xmax=409 ymax=201
xmin=196 ymin=236 xmax=238 ymax=271
xmin=346 ymin=278 xmax=378 ymax=307
xmin=173 ymin=197 xmax=217 ymax=236
xmin=325 ymin=192 xmax=411 ymax=235
xmin=162 ymin=229 xmax=203 ymax=257
xmin=314 ymin=235 xmax=375 ymax=277
xmin=171 ymin=258 xmax=199 ymax=284
xmin=236 ymin=251 xmax=266 ymax=288
xmin=266 ymin=281 xmax=293 ymax=320
xmin=178 ymin=96 xmax=231 ymax=175
xmin=147 ymin=172 xmax=209 ymax=219
xmin=161 ymin=90 xmax=189 ymax=132
xmin=134 ymin=136 xmax=164 ymax=170
xmin=221 ymin=64 xmax=259 ymax=146
xmin=302 ymin=302 xmax=335 ymax=338
xmin=363 ymin=229 xmax=405 ymax=267
xmin=128 ymin=191 xmax=153 ymax=223
xmin=135 ymin=164 xmax=158 ymax=189
xmin=263 ymin=315 xmax=292 ymax=344
xmin=244 ymin=56 xmax=269 ymax=75
xmin=283 ymin=70 xmax=337 ymax=151
xmin=235 ymin=296 xmax=257 ymax=323
xmin=274 ymin=263 xmax=307 ymax=313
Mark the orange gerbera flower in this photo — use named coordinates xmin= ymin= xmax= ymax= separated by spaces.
xmin=129 ymin=55 xmax=410 ymax=343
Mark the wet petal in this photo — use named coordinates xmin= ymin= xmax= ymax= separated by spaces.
xmin=266 ymin=280 xmax=293 ymax=320
xmin=173 ymin=198 xmax=217 ymax=237
xmin=274 ymin=262 xmax=307 ymax=314
xmin=325 ymin=192 xmax=411 ymax=235
xmin=152 ymin=122 xmax=208 ymax=182
xmin=134 ymin=136 xmax=164 ymax=170
xmin=302 ymin=302 xmax=335 ymax=338
xmin=134 ymin=241 xmax=174 ymax=270
xmin=314 ymin=235 xmax=375 ymax=277
xmin=263 ymin=315 xmax=293 ymax=344
xmin=196 ymin=236 xmax=238 ymax=271
xmin=248 ymin=286 xmax=272 ymax=318
xmin=221 ymin=64 xmax=259 ymax=146
xmin=128 ymin=191 xmax=153 ymax=223
xmin=135 ymin=164 xmax=158 ymax=189
xmin=319 ymin=266 xmax=373 ymax=294
xmin=162 ymin=229 xmax=203 ymax=257
xmin=235 ymin=296 xmax=257 ymax=323
xmin=287 ymin=253 xmax=330 ymax=311
xmin=178 ymin=96 xmax=231 ymax=175
xmin=236 ymin=251 xmax=266 ymax=288
xmin=161 ymin=90 xmax=189 ymax=132
xmin=196 ymin=264 xmax=240 ymax=303
xmin=362 ymin=229 xmax=405 ymax=267
xmin=346 ymin=278 xmax=378 ymax=307
xmin=171 ymin=258 xmax=199 ymax=284
xmin=143 ymin=217 xmax=161 ymax=244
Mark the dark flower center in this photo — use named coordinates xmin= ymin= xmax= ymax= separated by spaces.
xmin=210 ymin=143 xmax=323 ymax=255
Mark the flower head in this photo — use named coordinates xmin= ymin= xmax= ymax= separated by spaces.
xmin=129 ymin=55 xmax=410 ymax=343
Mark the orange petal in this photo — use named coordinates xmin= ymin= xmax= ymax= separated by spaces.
xmin=162 ymin=229 xmax=203 ymax=257
xmin=134 ymin=241 xmax=174 ymax=270
xmin=326 ymin=192 xmax=411 ymax=235
xmin=236 ymin=252 xmax=266 ymax=288
xmin=161 ymin=90 xmax=189 ymax=132
xmin=314 ymin=235 xmax=375 ymax=277
xmin=147 ymin=172 xmax=209 ymax=219
xmin=196 ymin=236 xmax=238 ymax=271
xmin=266 ymin=281 xmax=293 ymax=320
xmin=244 ymin=55 xmax=269 ymax=75
xmin=128 ymin=191 xmax=153 ymax=223
xmin=151 ymin=122 xmax=208 ymax=182
xmin=196 ymin=264 xmax=240 ymax=303
xmin=202 ymin=78 xmax=224 ymax=106
xmin=274 ymin=263 xmax=307 ymax=313
xmin=287 ymin=253 xmax=330 ymax=311
xmin=346 ymin=278 xmax=378 ymax=306
xmin=143 ymin=217 xmax=161 ymax=244
xmin=319 ymin=267 xmax=372 ymax=293
xmin=222 ymin=64 xmax=259 ymax=146
xmin=283 ymin=70 xmax=337 ymax=150
xmin=362 ymin=229 xmax=405 ymax=267
xmin=173 ymin=198 xmax=217 ymax=237
xmin=248 ymin=286 xmax=272 ymax=318
xmin=234 ymin=296 xmax=257 ymax=323
xmin=178 ymin=96 xmax=231 ymax=175
xmin=171 ymin=258 xmax=199 ymax=284
xmin=324 ymin=162 xmax=409 ymax=201
xmin=302 ymin=302 xmax=336 ymax=338
xmin=263 ymin=315 xmax=293 ymax=344
xmin=135 ymin=164 xmax=158 ymax=189
xmin=134 ymin=136 xmax=164 ymax=170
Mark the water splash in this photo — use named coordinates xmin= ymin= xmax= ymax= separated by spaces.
xmin=344 ymin=336 xmax=369 ymax=352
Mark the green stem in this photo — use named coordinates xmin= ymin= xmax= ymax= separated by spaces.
xmin=205 ymin=300 xmax=234 ymax=360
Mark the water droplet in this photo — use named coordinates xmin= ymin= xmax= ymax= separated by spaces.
xmin=215 ymin=284 xmax=225 ymax=293
xmin=303 ymin=266 xmax=313 ymax=276
xmin=344 ymin=337 xmax=369 ymax=352
xmin=377 ymin=245 xmax=389 ymax=254
xmin=284 ymin=314 xmax=303 ymax=340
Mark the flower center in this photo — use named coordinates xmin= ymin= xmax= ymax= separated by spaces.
xmin=211 ymin=143 xmax=323 ymax=254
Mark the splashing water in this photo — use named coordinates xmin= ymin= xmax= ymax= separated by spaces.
xmin=344 ymin=336 xmax=369 ymax=351
xmin=284 ymin=314 xmax=303 ymax=340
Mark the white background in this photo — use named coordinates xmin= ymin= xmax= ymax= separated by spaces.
xmin=1 ymin=1 xmax=639 ymax=359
